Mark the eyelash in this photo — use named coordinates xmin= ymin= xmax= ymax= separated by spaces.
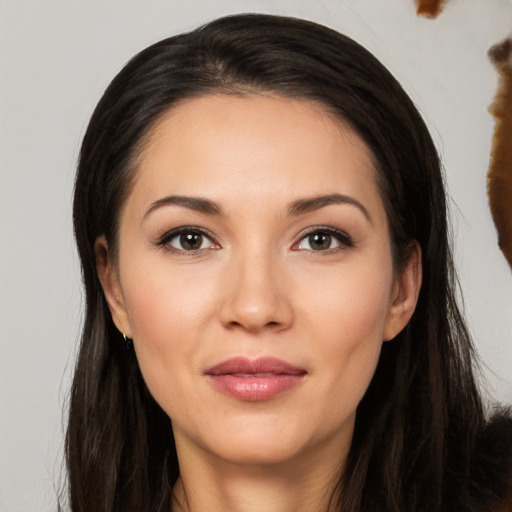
xmin=155 ymin=226 xmax=354 ymax=254
xmin=293 ymin=226 xmax=354 ymax=254
xmin=156 ymin=226 xmax=219 ymax=254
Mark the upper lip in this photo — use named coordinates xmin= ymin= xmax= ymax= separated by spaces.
xmin=205 ymin=356 xmax=307 ymax=376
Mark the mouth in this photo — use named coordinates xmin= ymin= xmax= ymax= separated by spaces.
xmin=205 ymin=356 xmax=307 ymax=401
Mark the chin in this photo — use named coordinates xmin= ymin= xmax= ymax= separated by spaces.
xmin=209 ymin=435 xmax=307 ymax=466
xmin=173 ymin=411 xmax=310 ymax=466
xmin=195 ymin=413 xmax=343 ymax=467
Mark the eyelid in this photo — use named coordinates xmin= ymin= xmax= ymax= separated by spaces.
xmin=153 ymin=224 xmax=353 ymax=254
xmin=292 ymin=226 xmax=354 ymax=252
xmin=156 ymin=226 xmax=220 ymax=252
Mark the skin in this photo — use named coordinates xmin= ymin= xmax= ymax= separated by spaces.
xmin=96 ymin=94 xmax=421 ymax=512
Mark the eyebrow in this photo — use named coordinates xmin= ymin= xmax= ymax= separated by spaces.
xmin=288 ymin=193 xmax=371 ymax=222
xmin=143 ymin=193 xmax=371 ymax=222
xmin=143 ymin=195 xmax=223 ymax=220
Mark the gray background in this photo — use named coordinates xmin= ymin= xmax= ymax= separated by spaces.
xmin=1 ymin=0 xmax=511 ymax=510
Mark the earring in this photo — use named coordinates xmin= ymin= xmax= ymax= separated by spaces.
xmin=122 ymin=333 xmax=133 ymax=351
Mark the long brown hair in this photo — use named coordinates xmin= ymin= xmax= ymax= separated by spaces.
xmin=67 ymin=13 xmax=512 ymax=511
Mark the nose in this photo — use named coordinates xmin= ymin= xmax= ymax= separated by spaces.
xmin=219 ymin=250 xmax=294 ymax=333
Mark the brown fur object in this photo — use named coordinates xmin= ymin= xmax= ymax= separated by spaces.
xmin=415 ymin=0 xmax=447 ymax=18
xmin=488 ymin=38 xmax=512 ymax=269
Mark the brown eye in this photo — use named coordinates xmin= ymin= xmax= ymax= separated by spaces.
xmin=295 ymin=228 xmax=353 ymax=252
xmin=307 ymin=233 xmax=332 ymax=251
xmin=160 ymin=228 xmax=218 ymax=252
xmin=180 ymin=232 xmax=204 ymax=250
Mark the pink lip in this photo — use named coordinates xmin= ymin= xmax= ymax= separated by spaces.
xmin=205 ymin=357 xmax=307 ymax=401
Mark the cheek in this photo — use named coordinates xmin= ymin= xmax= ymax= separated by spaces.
xmin=307 ymin=295 xmax=388 ymax=434
xmin=297 ymin=257 xmax=393 ymax=395
xmin=120 ymin=263 xmax=216 ymax=408
xmin=319 ymin=291 xmax=388 ymax=391
xmin=300 ymin=258 xmax=393 ymax=345
xmin=123 ymin=258 xmax=217 ymax=340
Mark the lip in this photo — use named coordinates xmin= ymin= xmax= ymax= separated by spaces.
xmin=205 ymin=356 xmax=307 ymax=401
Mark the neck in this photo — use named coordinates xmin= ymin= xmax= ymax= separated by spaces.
xmin=171 ymin=435 xmax=346 ymax=512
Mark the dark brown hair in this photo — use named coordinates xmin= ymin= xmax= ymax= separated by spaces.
xmin=68 ymin=13 xmax=512 ymax=512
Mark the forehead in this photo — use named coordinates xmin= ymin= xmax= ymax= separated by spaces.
xmin=127 ymin=94 xmax=382 ymax=218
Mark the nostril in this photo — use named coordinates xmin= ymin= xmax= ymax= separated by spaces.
xmin=226 ymin=319 xmax=281 ymax=332
xmin=219 ymin=284 xmax=294 ymax=332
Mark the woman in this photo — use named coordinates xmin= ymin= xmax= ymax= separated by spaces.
xmin=67 ymin=13 xmax=512 ymax=512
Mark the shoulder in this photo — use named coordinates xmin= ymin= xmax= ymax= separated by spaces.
xmin=478 ymin=409 xmax=512 ymax=512
xmin=493 ymin=477 xmax=512 ymax=512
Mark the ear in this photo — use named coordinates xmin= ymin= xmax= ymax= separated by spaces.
xmin=383 ymin=243 xmax=422 ymax=341
xmin=94 ymin=235 xmax=133 ymax=338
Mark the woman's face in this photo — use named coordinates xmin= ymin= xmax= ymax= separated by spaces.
xmin=98 ymin=94 xmax=419 ymax=467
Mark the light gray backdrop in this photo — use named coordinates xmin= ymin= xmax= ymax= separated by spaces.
xmin=1 ymin=0 xmax=511 ymax=510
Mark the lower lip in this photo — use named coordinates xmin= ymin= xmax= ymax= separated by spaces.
xmin=207 ymin=374 xmax=305 ymax=401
